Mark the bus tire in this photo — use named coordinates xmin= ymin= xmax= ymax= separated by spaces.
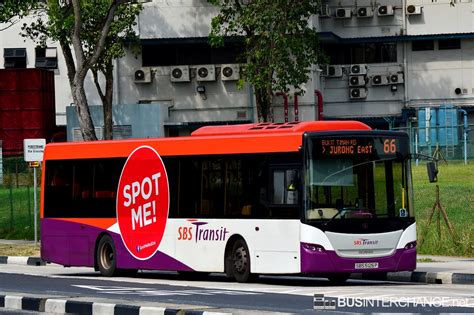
xmin=96 ymin=235 xmax=118 ymax=277
xmin=327 ymin=273 xmax=350 ymax=284
xmin=230 ymin=239 xmax=255 ymax=283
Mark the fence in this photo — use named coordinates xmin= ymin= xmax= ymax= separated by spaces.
xmin=393 ymin=124 xmax=474 ymax=163
xmin=0 ymin=157 xmax=40 ymax=240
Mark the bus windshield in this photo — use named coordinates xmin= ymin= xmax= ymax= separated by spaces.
xmin=304 ymin=134 xmax=413 ymax=223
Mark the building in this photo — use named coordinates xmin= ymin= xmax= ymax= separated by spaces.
xmin=0 ymin=0 xmax=472 ymax=145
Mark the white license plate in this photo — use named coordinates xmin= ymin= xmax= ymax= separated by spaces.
xmin=355 ymin=262 xmax=379 ymax=269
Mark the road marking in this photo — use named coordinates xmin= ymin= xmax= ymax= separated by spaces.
xmin=72 ymin=285 xmax=261 ymax=297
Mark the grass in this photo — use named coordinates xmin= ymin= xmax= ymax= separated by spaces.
xmin=0 ymin=161 xmax=472 ymax=257
xmin=0 ymin=244 xmax=39 ymax=257
xmin=412 ymin=161 xmax=474 ymax=257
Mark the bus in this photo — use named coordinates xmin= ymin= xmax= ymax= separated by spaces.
xmin=40 ymin=121 xmax=416 ymax=283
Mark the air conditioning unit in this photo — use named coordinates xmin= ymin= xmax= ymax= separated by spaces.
xmin=406 ymin=5 xmax=422 ymax=15
xmin=196 ymin=65 xmax=216 ymax=81
xmin=371 ymin=74 xmax=389 ymax=86
xmin=321 ymin=65 xmax=343 ymax=78
xmin=221 ymin=64 xmax=240 ymax=81
xmin=389 ymin=73 xmax=404 ymax=84
xmin=134 ymin=67 xmax=152 ymax=83
xmin=378 ymin=5 xmax=394 ymax=16
xmin=349 ymin=75 xmax=367 ymax=87
xmin=357 ymin=7 xmax=374 ymax=18
xmin=319 ymin=4 xmax=331 ymax=18
xmin=350 ymin=64 xmax=367 ymax=75
xmin=170 ymin=65 xmax=190 ymax=82
xmin=335 ymin=8 xmax=352 ymax=19
xmin=350 ymin=88 xmax=367 ymax=99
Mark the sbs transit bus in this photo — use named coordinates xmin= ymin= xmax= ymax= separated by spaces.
xmin=41 ymin=121 xmax=416 ymax=283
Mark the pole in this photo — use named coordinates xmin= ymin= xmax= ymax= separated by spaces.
xmin=33 ymin=166 xmax=38 ymax=245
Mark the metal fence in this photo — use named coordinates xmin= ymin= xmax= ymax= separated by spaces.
xmin=0 ymin=157 xmax=40 ymax=240
xmin=392 ymin=124 xmax=474 ymax=163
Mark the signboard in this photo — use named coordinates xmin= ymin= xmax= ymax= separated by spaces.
xmin=313 ymin=136 xmax=408 ymax=159
xmin=117 ymin=146 xmax=170 ymax=260
xmin=23 ymin=139 xmax=46 ymax=162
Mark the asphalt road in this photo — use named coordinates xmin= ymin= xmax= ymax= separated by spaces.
xmin=0 ymin=264 xmax=473 ymax=313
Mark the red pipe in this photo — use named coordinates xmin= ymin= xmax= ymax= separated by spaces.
xmin=315 ymin=89 xmax=324 ymax=120
xmin=293 ymin=94 xmax=299 ymax=122
xmin=276 ymin=92 xmax=289 ymax=122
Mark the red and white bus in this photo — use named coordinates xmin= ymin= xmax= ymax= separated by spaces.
xmin=40 ymin=121 xmax=416 ymax=283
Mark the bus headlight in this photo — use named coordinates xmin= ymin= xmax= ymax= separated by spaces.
xmin=404 ymin=241 xmax=417 ymax=249
xmin=302 ymin=243 xmax=325 ymax=252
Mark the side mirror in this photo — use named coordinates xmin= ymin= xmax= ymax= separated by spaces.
xmin=427 ymin=161 xmax=438 ymax=183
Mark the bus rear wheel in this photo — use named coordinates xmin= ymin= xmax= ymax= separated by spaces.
xmin=230 ymin=239 xmax=255 ymax=283
xmin=96 ymin=235 xmax=118 ymax=277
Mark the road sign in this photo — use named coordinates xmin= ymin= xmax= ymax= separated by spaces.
xmin=23 ymin=139 xmax=46 ymax=162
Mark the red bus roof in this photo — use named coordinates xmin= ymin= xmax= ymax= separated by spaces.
xmin=44 ymin=121 xmax=371 ymax=160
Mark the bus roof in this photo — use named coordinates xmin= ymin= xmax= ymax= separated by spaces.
xmin=44 ymin=121 xmax=371 ymax=160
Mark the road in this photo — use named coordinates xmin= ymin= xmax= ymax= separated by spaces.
xmin=0 ymin=264 xmax=472 ymax=314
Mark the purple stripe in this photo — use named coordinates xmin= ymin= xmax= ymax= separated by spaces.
xmin=300 ymin=243 xmax=416 ymax=273
xmin=41 ymin=219 xmax=193 ymax=271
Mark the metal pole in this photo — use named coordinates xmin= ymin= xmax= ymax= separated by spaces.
xmin=33 ymin=167 xmax=38 ymax=245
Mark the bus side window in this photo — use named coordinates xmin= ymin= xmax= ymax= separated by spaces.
xmin=271 ymin=168 xmax=300 ymax=205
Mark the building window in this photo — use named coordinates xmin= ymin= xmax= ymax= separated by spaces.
xmin=438 ymin=38 xmax=461 ymax=50
xmin=412 ymin=40 xmax=434 ymax=51
xmin=35 ymin=47 xmax=58 ymax=69
xmin=142 ymin=42 xmax=245 ymax=67
xmin=4 ymin=48 xmax=27 ymax=68
xmin=322 ymin=42 xmax=397 ymax=64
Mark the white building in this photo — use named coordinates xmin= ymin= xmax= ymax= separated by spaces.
xmin=0 ymin=0 xmax=473 ymax=138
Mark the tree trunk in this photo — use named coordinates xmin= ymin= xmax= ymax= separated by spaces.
xmin=72 ymin=72 xmax=98 ymax=141
xmin=255 ymin=87 xmax=272 ymax=122
xmin=93 ymin=62 xmax=114 ymax=140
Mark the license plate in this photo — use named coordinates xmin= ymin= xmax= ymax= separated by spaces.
xmin=355 ymin=262 xmax=379 ymax=269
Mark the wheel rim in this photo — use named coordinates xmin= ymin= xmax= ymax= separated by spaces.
xmin=233 ymin=245 xmax=248 ymax=274
xmin=100 ymin=242 xmax=114 ymax=270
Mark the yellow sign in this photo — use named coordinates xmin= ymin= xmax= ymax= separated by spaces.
xmin=28 ymin=161 xmax=40 ymax=168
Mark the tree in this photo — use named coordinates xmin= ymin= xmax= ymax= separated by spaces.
xmin=0 ymin=0 xmax=38 ymax=31
xmin=209 ymin=0 xmax=325 ymax=122
xmin=22 ymin=0 xmax=141 ymax=141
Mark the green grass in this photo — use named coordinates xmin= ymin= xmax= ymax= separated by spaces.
xmin=0 ymin=186 xmax=39 ymax=240
xmin=412 ymin=161 xmax=474 ymax=257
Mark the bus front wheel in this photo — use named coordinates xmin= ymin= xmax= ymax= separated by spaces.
xmin=230 ymin=239 xmax=255 ymax=283
xmin=96 ymin=235 xmax=118 ymax=277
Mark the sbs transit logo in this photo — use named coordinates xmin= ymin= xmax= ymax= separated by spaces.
xmin=117 ymin=146 xmax=170 ymax=260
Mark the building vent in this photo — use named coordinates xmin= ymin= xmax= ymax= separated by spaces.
xmin=134 ymin=67 xmax=152 ymax=83
xmin=378 ymin=5 xmax=394 ymax=16
xmin=372 ymin=75 xmax=389 ymax=86
xmin=335 ymin=8 xmax=352 ymax=19
xmin=321 ymin=65 xmax=343 ymax=78
xmin=350 ymin=88 xmax=367 ymax=99
xmin=170 ymin=65 xmax=190 ymax=82
xmin=349 ymin=75 xmax=367 ymax=87
xmin=221 ymin=64 xmax=240 ymax=81
xmin=357 ymin=7 xmax=374 ymax=18
xmin=406 ymin=5 xmax=422 ymax=15
xmin=389 ymin=73 xmax=404 ymax=84
xmin=350 ymin=64 xmax=367 ymax=75
xmin=196 ymin=65 xmax=216 ymax=81
xmin=319 ymin=4 xmax=331 ymax=17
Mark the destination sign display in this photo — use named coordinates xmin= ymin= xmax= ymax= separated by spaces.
xmin=313 ymin=136 xmax=408 ymax=159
